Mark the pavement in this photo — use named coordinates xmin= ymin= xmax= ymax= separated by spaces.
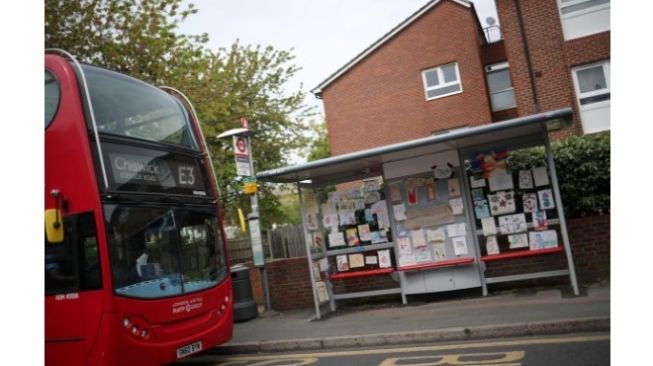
xmin=211 ymin=284 xmax=610 ymax=354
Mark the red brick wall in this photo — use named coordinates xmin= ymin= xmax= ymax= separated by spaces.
xmin=495 ymin=0 xmax=610 ymax=137
xmin=247 ymin=214 xmax=609 ymax=310
xmin=322 ymin=1 xmax=492 ymax=156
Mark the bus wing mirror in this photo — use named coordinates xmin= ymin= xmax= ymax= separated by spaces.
xmin=45 ymin=209 xmax=64 ymax=243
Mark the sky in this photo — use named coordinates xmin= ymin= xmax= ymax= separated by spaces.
xmin=178 ymin=0 xmax=499 ymax=118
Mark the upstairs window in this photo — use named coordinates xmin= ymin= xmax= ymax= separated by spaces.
xmin=558 ymin=0 xmax=610 ymax=40
xmin=421 ymin=62 xmax=462 ymax=101
xmin=485 ymin=62 xmax=516 ymax=112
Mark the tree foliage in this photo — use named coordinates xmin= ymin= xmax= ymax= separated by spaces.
xmin=305 ymin=120 xmax=330 ymax=162
xmin=45 ymin=0 xmax=313 ymax=228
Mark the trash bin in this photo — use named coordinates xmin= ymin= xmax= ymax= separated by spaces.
xmin=230 ymin=264 xmax=258 ymax=322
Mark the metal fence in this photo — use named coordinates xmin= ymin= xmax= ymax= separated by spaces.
xmin=226 ymin=224 xmax=306 ymax=264
xmin=483 ymin=25 xmax=503 ymax=44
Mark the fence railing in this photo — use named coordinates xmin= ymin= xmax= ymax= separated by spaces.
xmin=226 ymin=224 xmax=306 ymax=264
xmin=483 ymin=25 xmax=503 ymax=44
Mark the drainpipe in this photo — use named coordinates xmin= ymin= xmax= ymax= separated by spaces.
xmin=514 ymin=0 xmax=540 ymax=113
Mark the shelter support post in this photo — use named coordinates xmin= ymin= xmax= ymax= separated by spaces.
xmin=544 ymin=133 xmax=580 ymax=296
xmin=297 ymin=183 xmax=325 ymax=319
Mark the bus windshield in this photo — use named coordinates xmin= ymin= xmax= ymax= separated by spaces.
xmin=104 ymin=205 xmax=228 ymax=299
xmin=82 ymin=64 xmax=199 ymax=150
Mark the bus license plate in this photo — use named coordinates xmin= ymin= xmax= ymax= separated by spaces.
xmin=176 ymin=341 xmax=202 ymax=359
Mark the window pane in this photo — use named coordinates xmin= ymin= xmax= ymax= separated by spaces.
xmin=424 ymin=70 xmax=439 ymax=87
xmin=577 ymin=65 xmax=607 ymax=93
xmin=580 ymin=92 xmax=610 ymax=105
xmin=441 ymin=64 xmax=458 ymax=83
xmin=45 ymin=217 xmax=76 ymax=294
xmin=84 ymin=65 xmax=199 ymax=150
xmin=491 ymin=89 xmax=517 ymax=111
xmin=78 ymin=213 xmax=102 ymax=291
xmin=45 ymin=70 xmax=60 ymax=128
xmin=561 ymin=0 xmax=609 ymax=15
xmin=427 ymin=83 xmax=461 ymax=99
xmin=487 ymin=69 xmax=513 ymax=92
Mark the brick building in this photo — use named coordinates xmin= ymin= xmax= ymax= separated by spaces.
xmin=312 ymin=0 xmax=610 ymax=154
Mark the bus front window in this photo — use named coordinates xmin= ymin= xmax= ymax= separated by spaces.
xmin=104 ymin=205 xmax=228 ymax=299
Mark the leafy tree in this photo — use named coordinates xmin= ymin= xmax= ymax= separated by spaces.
xmin=305 ymin=120 xmax=331 ymax=162
xmin=45 ymin=0 xmax=314 ymax=228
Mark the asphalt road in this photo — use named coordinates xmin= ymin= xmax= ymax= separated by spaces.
xmin=176 ymin=332 xmax=610 ymax=366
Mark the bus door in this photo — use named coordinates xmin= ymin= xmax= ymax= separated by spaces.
xmin=46 ymin=212 xmax=103 ymax=365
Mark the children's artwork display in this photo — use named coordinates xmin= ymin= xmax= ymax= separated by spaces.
xmin=522 ymin=193 xmax=538 ymax=213
xmin=447 ymin=178 xmax=461 ymax=197
xmin=532 ymin=211 xmax=548 ymax=231
xmin=345 ymin=228 xmax=360 ymax=246
xmin=481 ymin=217 xmax=497 ymax=236
xmin=336 ymin=255 xmax=349 ymax=271
xmin=426 ymin=228 xmax=446 ymax=243
xmin=488 ymin=191 xmax=516 ymax=216
xmin=518 ymin=170 xmax=534 ymax=189
xmin=538 ymin=189 xmax=555 ymax=210
xmin=393 ymin=203 xmax=407 ymax=221
xmin=485 ymin=236 xmax=500 ymax=255
xmin=357 ymin=224 xmax=372 ymax=241
xmin=452 ymin=236 xmax=468 ymax=256
xmin=425 ymin=181 xmax=438 ymax=201
xmin=447 ymin=223 xmax=467 ymax=237
xmin=377 ymin=249 xmax=392 ymax=268
xmin=532 ymin=166 xmax=550 ymax=187
xmin=397 ymin=236 xmax=412 ymax=256
xmin=470 ymin=175 xmax=486 ymax=188
xmin=389 ymin=182 xmax=402 ymax=202
xmin=449 ymin=197 xmax=464 ymax=215
xmin=328 ymin=231 xmax=346 ymax=247
xmin=471 ymin=188 xmax=485 ymax=201
xmin=508 ymin=233 xmax=529 ymax=249
xmin=529 ymin=230 xmax=558 ymax=250
xmin=488 ymin=168 xmax=514 ymax=192
xmin=410 ymin=229 xmax=427 ymax=248
xmin=474 ymin=200 xmax=490 ymax=219
xmin=348 ymin=253 xmax=365 ymax=268
xmin=315 ymin=281 xmax=329 ymax=302
xmin=365 ymin=255 xmax=378 ymax=265
xmin=498 ymin=213 xmax=527 ymax=234
xmin=432 ymin=243 xmax=447 ymax=260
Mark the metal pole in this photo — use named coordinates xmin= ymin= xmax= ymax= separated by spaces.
xmin=245 ymin=134 xmax=271 ymax=310
xmin=544 ymin=131 xmax=580 ymax=296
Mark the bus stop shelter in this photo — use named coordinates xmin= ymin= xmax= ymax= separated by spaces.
xmin=257 ymin=108 xmax=579 ymax=319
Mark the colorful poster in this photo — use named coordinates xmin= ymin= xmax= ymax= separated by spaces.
xmin=370 ymin=231 xmax=385 ymax=244
xmin=322 ymin=214 xmax=338 ymax=230
xmin=336 ymin=255 xmax=349 ymax=271
xmin=474 ymin=200 xmax=491 ymax=219
xmin=470 ymin=175 xmax=486 ymax=188
xmin=393 ymin=203 xmax=407 ymax=221
xmin=433 ymin=243 xmax=447 ymax=260
xmin=532 ymin=211 xmax=548 ymax=231
xmin=529 ymin=230 xmax=558 ymax=250
xmin=397 ymin=236 xmax=412 ymax=256
xmin=538 ymin=189 xmax=556 ymax=210
xmin=486 ymin=236 xmax=500 ymax=255
xmin=488 ymin=168 xmax=514 ymax=192
xmin=488 ymin=191 xmax=516 ymax=216
xmin=378 ymin=249 xmax=392 ymax=268
xmin=447 ymin=223 xmax=467 ymax=237
xmin=518 ymin=170 xmax=534 ymax=189
xmin=312 ymin=231 xmax=324 ymax=250
xmin=389 ymin=182 xmax=402 ymax=202
xmin=498 ymin=213 xmax=528 ymax=234
xmin=449 ymin=197 xmax=464 ymax=215
xmin=426 ymin=228 xmax=446 ymax=243
xmin=472 ymin=188 xmax=485 ymax=202
xmin=411 ymin=229 xmax=427 ymax=248
xmin=448 ymin=178 xmax=461 ymax=197
xmin=407 ymin=187 xmax=418 ymax=206
xmin=425 ymin=181 xmax=438 ymax=201
xmin=522 ymin=193 xmax=538 ymax=213
xmin=328 ymin=231 xmax=346 ymax=248
xmin=452 ymin=236 xmax=469 ymax=256
xmin=345 ymin=228 xmax=360 ymax=246
xmin=508 ymin=233 xmax=529 ymax=249
xmin=481 ymin=217 xmax=498 ymax=236
xmin=532 ymin=166 xmax=550 ymax=187
xmin=357 ymin=224 xmax=372 ymax=241
xmin=365 ymin=255 xmax=378 ymax=265
xmin=414 ymin=247 xmax=432 ymax=262
xmin=348 ymin=253 xmax=365 ymax=268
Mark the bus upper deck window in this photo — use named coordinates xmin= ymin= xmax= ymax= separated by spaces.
xmin=45 ymin=70 xmax=60 ymax=128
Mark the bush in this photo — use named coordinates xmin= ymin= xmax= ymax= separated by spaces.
xmin=507 ymin=132 xmax=610 ymax=218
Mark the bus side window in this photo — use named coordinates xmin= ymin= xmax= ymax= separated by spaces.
xmin=45 ymin=218 xmax=76 ymax=294
xmin=45 ymin=212 xmax=102 ymax=294
xmin=78 ymin=213 xmax=102 ymax=291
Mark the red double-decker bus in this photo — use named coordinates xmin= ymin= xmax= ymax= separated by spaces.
xmin=44 ymin=50 xmax=233 ymax=366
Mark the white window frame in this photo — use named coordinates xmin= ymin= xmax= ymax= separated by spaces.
xmin=571 ymin=60 xmax=610 ymax=108
xmin=485 ymin=62 xmax=516 ymax=112
xmin=421 ymin=62 xmax=462 ymax=101
xmin=558 ymin=0 xmax=610 ymax=19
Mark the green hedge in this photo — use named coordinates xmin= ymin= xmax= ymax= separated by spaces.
xmin=507 ymin=131 xmax=610 ymax=218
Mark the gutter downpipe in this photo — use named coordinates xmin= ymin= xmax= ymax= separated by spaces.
xmin=515 ymin=0 xmax=540 ymax=113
